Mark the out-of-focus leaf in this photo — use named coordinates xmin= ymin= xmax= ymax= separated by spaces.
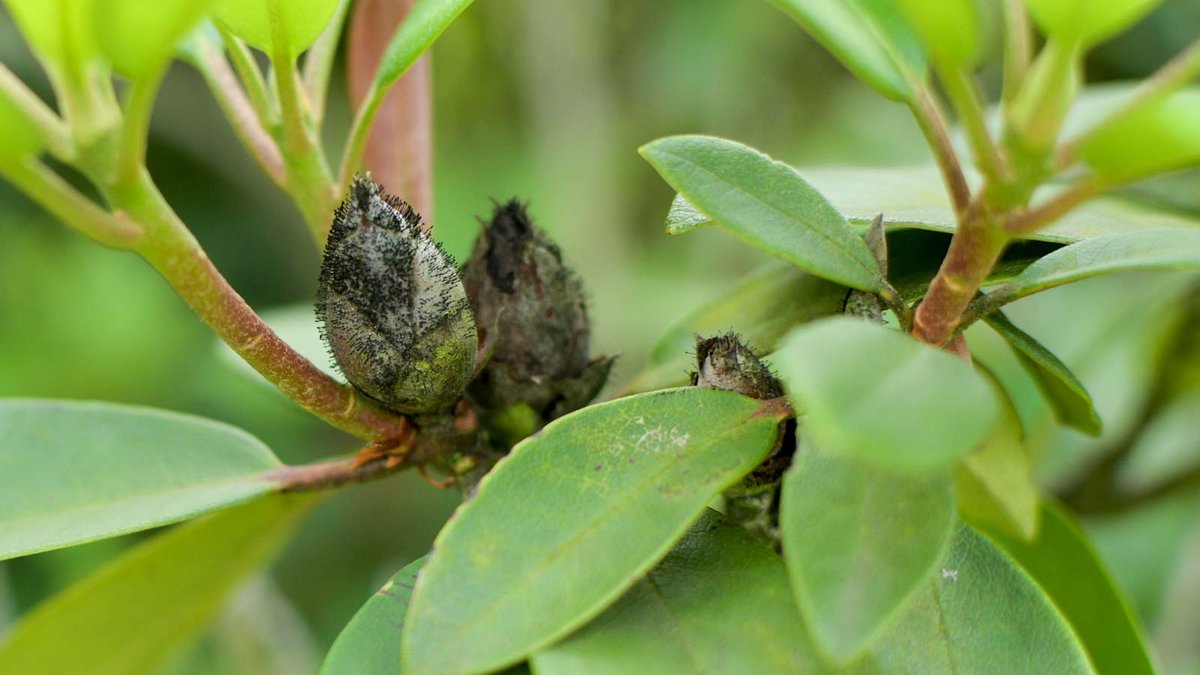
xmin=1118 ymin=389 xmax=1200 ymax=494
xmin=0 ymin=400 xmax=282 ymax=561
xmin=319 ymin=556 xmax=426 ymax=675
xmin=855 ymin=524 xmax=1093 ymax=673
xmin=955 ymin=386 xmax=1040 ymax=541
xmin=402 ymin=388 xmax=787 ymax=675
xmin=92 ymin=0 xmax=215 ymax=78
xmin=0 ymin=495 xmax=315 ymax=675
xmin=982 ymin=503 xmax=1154 ymax=675
xmin=641 ymin=135 xmax=881 ymax=291
xmin=369 ymin=0 xmax=475 ymax=93
xmin=1025 ymin=0 xmax=1164 ymax=47
xmin=780 ymin=446 xmax=954 ymax=661
xmin=980 ymin=229 xmax=1200 ymax=311
xmin=766 ymin=0 xmax=927 ymax=101
xmin=775 ymin=317 xmax=998 ymax=472
xmin=1080 ymin=90 xmax=1200 ymax=181
xmin=214 ymin=0 xmax=340 ymax=57
xmin=3 ymin=0 xmax=96 ymax=66
xmin=532 ymin=511 xmax=820 ymax=674
xmin=894 ymin=0 xmax=979 ymax=68
xmin=985 ymin=310 xmax=1102 ymax=435
xmin=0 ymin=90 xmax=43 ymax=164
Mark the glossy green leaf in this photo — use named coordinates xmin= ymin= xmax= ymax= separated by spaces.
xmin=985 ymin=310 xmax=1102 ymax=435
xmin=3 ymin=0 xmax=97 ymax=66
xmin=0 ymin=89 xmax=43 ymax=164
xmin=982 ymin=503 xmax=1154 ymax=675
xmin=402 ymin=388 xmax=788 ymax=675
xmin=767 ymin=0 xmax=926 ymax=101
xmin=1080 ymin=90 xmax=1200 ymax=180
xmin=0 ymin=495 xmax=314 ymax=675
xmin=663 ymin=193 xmax=710 ymax=235
xmin=92 ymin=0 xmax=215 ymax=78
xmin=955 ymin=385 xmax=1040 ymax=541
xmin=533 ymin=511 xmax=820 ymax=674
xmin=775 ymin=317 xmax=999 ymax=472
xmin=982 ymin=229 xmax=1200 ymax=311
xmin=320 ymin=556 xmax=426 ymax=675
xmin=781 ymin=446 xmax=955 ymax=661
xmin=856 ymin=524 xmax=1093 ymax=673
xmin=1025 ymin=0 xmax=1164 ymax=47
xmin=641 ymin=135 xmax=881 ymax=291
xmin=370 ymin=0 xmax=475 ymax=92
xmin=894 ymin=0 xmax=979 ymax=68
xmin=0 ymin=399 xmax=282 ymax=561
xmin=214 ymin=0 xmax=339 ymax=57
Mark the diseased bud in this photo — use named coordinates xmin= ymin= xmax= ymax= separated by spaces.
xmin=692 ymin=332 xmax=783 ymax=400
xmin=316 ymin=175 xmax=477 ymax=416
xmin=461 ymin=199 xmax=613 ymax=434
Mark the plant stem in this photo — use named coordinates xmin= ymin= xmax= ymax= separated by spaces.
xmin=339 ymin=91 xmax=380 ymax=188
xmin=940 ymin=68 xmax=1002 ymax=180
xmin=0 ymin=157 xmax=143 ymax=247
xmin=218 ymin=26 xmax=277 ymax=128
xmin=1003 ymin=177 xmax=1106 ymax=236
xmin=114 ymin=70 xmax=166 ymax=188
xmin=0 ymin=62 xmax=74 ymax=161
xmin=1001 ymin=0 xmax=1032 ymax=109
xmin=193 ymin=41 xmax=286 ymax=185
xmin=910 ymin=86 xmax=970 ymax=216
xmin=266 ymin=0 xmax=311 ymax=156
xmin=302 ymin=0 xmax=352 ymax=126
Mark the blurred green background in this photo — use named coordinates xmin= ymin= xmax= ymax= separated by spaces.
xmin=1 ymin=0 xmax=1199 ymax=672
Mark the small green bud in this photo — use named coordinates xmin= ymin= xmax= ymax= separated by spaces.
xmin=316 ymin=175 xmax=477 ymax=415
xmin=462 ymin=200 xmax=613 ymax=424
xmin=691 ymin=332 xmax=783 ymax=400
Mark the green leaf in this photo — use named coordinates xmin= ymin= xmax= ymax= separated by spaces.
xmin=985 ymin=310 xmax=1102 ymax=435
xmin=402 ymin=388 xmax=788 ymax=675
xmin=0 ymin=495 xmax=315 ymax=675
xmin=766 ymin=0 xmax=927 ymax=101
xmin=982 ymin=503 xmax=1154 ymax=675
xmin=982 ymin=229 xmax=1200 ymax=311
xmin=663 ymin=193 xmax=711 ymax=235
xmin=320 ymin=556 xmax=426 ymax=675
xmin=894 ymin=0 xmax=979 ymax=69
xmin=0 ymin=399 xmax=282 ymax=561
xmin=92 ymin=0 xmax=215 ymax=78
xmin=1025 ymin=0 xmax=1164 ymax=47
xmin=640 ymin=135 xmax=882 ymax=291
xmin=213 ymin=0 xmax=340 ymax=57
xmin=369 ymin=0 xmax=476 ymax=93
xmin=857 ymin=524 xmax=1093 ymax=673
xmin=532 ymin=510 xmax=821 ymax=674
xmin=780 ymin=446 xmax=955 ymax=661
xmin=3 ymin=0 xmax=97 ymax=66
xmin=955 ymin=385 xmax=1040 ymax=541
xmin=1080 ymin=90 xmax=1200 ymax=181
xmin=775 ymin=317 xmax=999 ymax=472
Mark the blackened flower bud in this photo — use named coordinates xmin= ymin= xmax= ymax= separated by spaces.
xmin=461 ymin=200 xmax=613 ymax=425
xmin=692 ymin=332 xmax=783 ymax=400
xmin=317 ymin=175 xmax=477 ymax=415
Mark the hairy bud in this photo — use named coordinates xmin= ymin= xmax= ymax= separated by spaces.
xmin=692 ymin=332 xmax=783 ymax=400
xmin=317 ymin=175 xmax=477 ymax=415
xmin=462 ymin=200 xmax=613 ymax=430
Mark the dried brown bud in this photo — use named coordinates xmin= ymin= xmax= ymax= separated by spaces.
xmin=692 ymin=332 xmax=783 ymax=400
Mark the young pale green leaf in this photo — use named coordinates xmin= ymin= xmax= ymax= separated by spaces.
xmin=319 ymin=556 xmax=426 ymax=675
xmin=775 ymin=317 xmax=999 ymax=472
xmin=766 ymin=0 xmax=926 ymax=101
xmin=533 ymin=510 xmax=821 ymax=674
xmin=0 ymin=400 xmax=283 ymax=561
xmin=982 ymin=229 xmax=1200 ymax=311
xmin=857 ymin=524 xmax=1093 ymax=673
xmin=213 ymin=0 xmax=340 ymax=57
xmin=3 ymin=0 xmax=97 ymax=67
xmin=982 ymin=503 xmax=1154 ymax=675
xmin=0 ymin=90 xmax=43 ymax=164
xmin=954 ymin=386 xmax=1040 ymax=541
xmin=894 ymin=0 xmax=979 ymax=69
xmin=402 ymin=388 xmax=788 ymax=675
xmin=0 ymin=495 xmax=315 ymax=675
xmin=1080 ymin=90 xmax=1200 ymax=181
xmin=780 ymin=446 xmax=955 ymax=661
xmin=663 ymin=193 xmax=710 ymax=235
xmin=91 ymin=0 xmax=215 ymax=78
xmin=984 ymin=310 xmax=1102 ymax=435
xmin=640 ymin=135 xmax=881 ymax=291
xmin=369 ymin=0 xmax=475 ymax=93
xmin=1024 ymin=0 xmax=1164 ymax=47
